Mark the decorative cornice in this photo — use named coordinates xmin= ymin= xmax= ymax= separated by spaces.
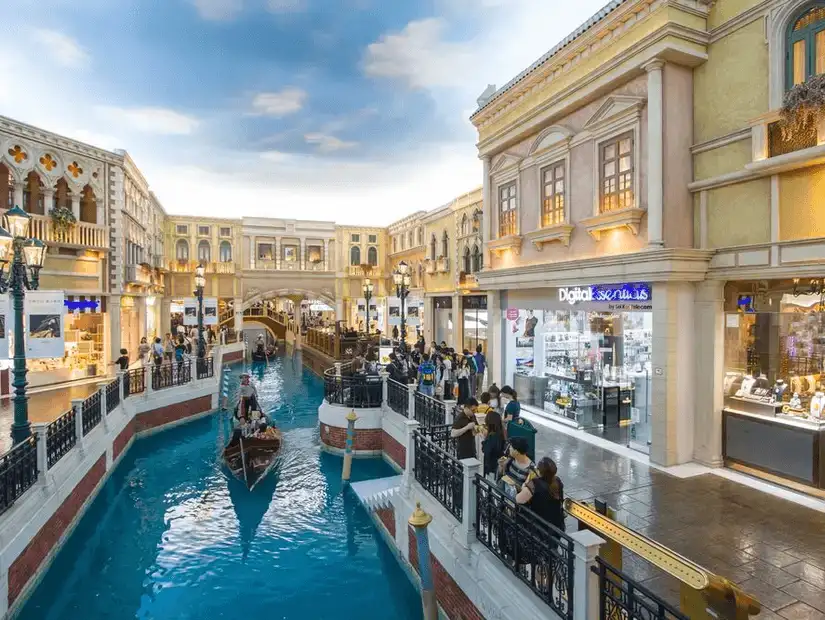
xmin=580 ymin=208 xmax=646 ymax=240
xmin=486 ymin=235 xmax=524 ymax=257
xmin=525 ymin=224 xmax=576 ymax=249
xmin=0 ymin=115 xmax=121 ymax=164
xmin=690 ymin=127 xmax=751 ymax=155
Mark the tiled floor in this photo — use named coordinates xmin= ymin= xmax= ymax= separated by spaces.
xmin=531 ymin=421 xmax=825 ymax=618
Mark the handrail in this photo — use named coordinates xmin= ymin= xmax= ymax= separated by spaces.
xmin=593 ymin=557 xmax=687 ymax=620
xmin=0 ymin=436 xmax=38 ymax=516
xmin=387 ymin=378 xmax=409 ymax=417
xmin=413 ymin=391 xmax=446 ymax=426
xmin=414 ymin=428 xmax=463 ymax=522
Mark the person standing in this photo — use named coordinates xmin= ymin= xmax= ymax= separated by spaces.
xmin=138 ymin=337 xmax=151 ymax=367
xmin=481 ymin=410 xmax=505 ymax=479
xmin=164 ymin=333 xmax=175 ymax=362
xmin=450 ymin=398 xmax=478 ymax=460
xmin=417 ymin=353 xmax=436 ymax=397
xmin=516 ymin=457 xmax=565 ymax=534
xmin=152 ymin=337 xmax=164 ymax=366
xmin=455 ymin=356 xmax=471 ymax=405
xmin=474 ymin=344 xmax=486 ymax=396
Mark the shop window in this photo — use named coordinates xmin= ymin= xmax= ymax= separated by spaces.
xmin=350 ymin=245 xmax=361 ymax=266
xmin=176 ymin=239 xmax=189 ymax=261
xmin=197 ymin=240 xmax=211 ymax=263
xmin=541 ymin=161 xmax=565 ymax=227
xmin=367 ymin=246 xmax=378 ymax=266
xmin=219 ymin=241 xmax=232 ymax=262
xmin=788 ymin=5 xmax=825 ymax=88
xmin=257 ymin=243 xmax=273 ymax=260
xmin=463 ymin=246 xmax=471 ymax=274
xmin=441 ymin=231 xmax=448 ymax=258
xmin=308 ymin=245 xmax=322 ymax=264
xmin=472 ymin=244 xmax=482 ymax=272
xmin=463 ymin=296 xmax=488 ymax=354
xmin=220 ymin=227 xmax=231 ymax=237
xmin=498 ymin=182 xmax=517 ymax=237
xmin=198 ymin=225 xmax=210 ymax=236
xmin=176 ymin=224 xmax=188 ymax=235
xmin=600 ymin=133 xmax=634 ymax=213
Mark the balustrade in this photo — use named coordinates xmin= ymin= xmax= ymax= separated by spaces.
xmin=124 ymin=367 xmax=145 ymax=396
xmin=593 ymin=557 xmax=687 ymax=620
xmin=387 ymin=379 xmax=409 ymax=417
xmin=15 ymin=210 xmax=108 ymax=250
xmin=151 ymin=360 xmax=192 ymax=390
xmin=46 ymin=409 xmax=77 ymax=468
xmin=413 ymin=391 xmax=446 ymax=427
xmin=81 ymin=392 xmax=102 ymax=436
xmin=323 ymin=368 xmax=382 ymax=408
xmin=413 ymin=429 xmax=463 ymax=521
xmin=105 ymin=378 xmax=120 ymax=414
xmin=0 ymin=436 xmax=38 ymax=516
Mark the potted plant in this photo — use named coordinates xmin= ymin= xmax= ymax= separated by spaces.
xmin=49 ymin=205 xmax=76 ymax=233
xmin=780 ymin=74 xmax=825 ymax=139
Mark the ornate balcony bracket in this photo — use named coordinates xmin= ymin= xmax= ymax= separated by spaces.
xmin=525 ymin=224 xmax=575 ymax=250
xmin=436 ymin=257 xmax=450 ymax=273
xmin=425 ymin=259 xmax=436 ymax=274
xmin=486 ymin=234 xmax=523 ymax=257
xmin=580 ymin=208 xmax=645 ymax=241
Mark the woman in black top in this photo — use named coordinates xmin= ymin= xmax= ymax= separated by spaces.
xmin=481 ymin=410 xmax=505 ymax=478
xmin=517 ymin=457 xmax=565 ymax=533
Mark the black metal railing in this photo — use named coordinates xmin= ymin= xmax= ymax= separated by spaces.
xmin=125 ymin=367 xmax=145 ymax=397
xmin=105 ymin=378 xmax=120 ymax=414
xmin=420 ymin=424 xmax=457 ymax=457
xmin=47 ymin=409 xmax=77 ymax=468
xmin=474 ymin=475 xmax=574 ymax=618
xmin=323 ymin=370 xmax=382 ymax=408
xmin=593 ymin=557 xmax=688 ymax=620
xmin=196 ymin=356 xmax=214 ymax=380
xmin=81 ymin=392 xmax=102 ymax=436
xmin=0 ymin=436 xmax=38 ymax=516
xmin=151 ymin=361 xmax=192 ymax=390
xmin=414 ymin=429 xmax=463 ymax=521
xmin=387 ymin=378 xmax=409 ymax=417
xmin=414 ymin=391 xmax=446 ymax=427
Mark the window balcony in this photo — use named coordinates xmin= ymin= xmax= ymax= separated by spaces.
xmin=125 ymin=264 xmax=152 ymax=286
xmin=579 ymin=208 xmax=645 ymax=241
xmin=436 ymin=257 xmax=450 ymax=273
xmin=5 ymin=210 xmax=109 ymax=251
xmin=525 ymin=223 xmax=575 ymax=249
xmin=751 ymin=110 xmax=825 ymax=161
xmin=486 ymin=234 xmax=523 ymax=257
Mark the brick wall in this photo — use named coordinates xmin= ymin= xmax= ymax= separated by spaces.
xmin=319 ymin=423 xmax=382 ymax=452
xmin=382 ymin=430 xmax=405 ymax=470
xmin=375 ymin=506 xmax=396 ymax=538
xmin=135 ymin=394 xmax=212 ymax=433
xmin=223 ymin=350 xmax=243 ymax=363
xmin=113 ymin=418 xmax=136 ymax=462
xmin=8 ymin=455 xmax=106 ymax=606
xmin=407 ymin=526 xmax=484 ymax=620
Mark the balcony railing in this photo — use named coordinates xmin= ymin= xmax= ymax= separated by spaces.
xmin=1 ymin=210 xmax=108 ymax=250
xmin=81 ymin=392 xmax=102 ymax=436
xmin=387 ymin=378 xmax=409 ymax=417
xmin=124 ymin=264 xmax=152 ymax=285
xmin=413 ymin=391 xmax=446 ymax=427
xmin=323 ymin=368 xmax=382 ymax=408
xmin=105 ymin=378 xmax=121 ymax=414
xmin=124 ymin=367 xmax=145 ymax=396
xmin=414 ymin=428 xmax=463 ymax=521
xmin=0 ymin=436 xmax=38 ymax=516
xmin=593 ymin=557 xmax=687 ymax=620
xmin=249 ymin=260 xmax=329 ymax=272
xmin=151 ymin=361 xmax=192 ymax=390
xmin=169 ymin=260 xmax=236 ymax=274
xmin=47 ymin=409 xmax=76 ymax=468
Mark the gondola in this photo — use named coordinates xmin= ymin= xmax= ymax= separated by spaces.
xmin=223 ymin=425 xmax=282 ymax=490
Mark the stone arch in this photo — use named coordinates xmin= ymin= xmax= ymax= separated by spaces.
xmin=80 ymin=184 xmax=96 ymax=223
xmin=23 ymin=170 xmax=46 ymax=215
xmin=769 ymin=0 xmax=823 ymax=107
xmin=242 ymin=287 xmax=335 ymax=311
xmin=527 ymin=125 xmax=574 ymax=156
xmin=54 ymin=177 xmax=72 ymax=211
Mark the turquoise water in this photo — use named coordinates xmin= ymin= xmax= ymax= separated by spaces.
xmin=18 ymin=355 xmax=419 ymax=620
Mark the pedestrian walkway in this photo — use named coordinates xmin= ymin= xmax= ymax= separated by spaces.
xmin=526 ymin=413 xmax=825 ymax=619
xmin=0 ymin=381 xmax=102 ymax=452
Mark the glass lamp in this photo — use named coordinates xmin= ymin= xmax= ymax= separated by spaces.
xmin=393 ymin=271 xmax=402 ymax=286
xmin=398 ymin=260 xmax=409 ymax=276
xmin=0 ymin=227 xmax=13 ymax=263
xmin=23 ymin=239 xmax=45 ymax=268
xmin=4 ymin=206 xmax=30 ymax=239
xmin=403 ymin=273 xmax=411 ymax=287
xmin=195 ymin=274 xmax=206 ymax=288
xmin=195 ymin=263 xmax=205 ymax=279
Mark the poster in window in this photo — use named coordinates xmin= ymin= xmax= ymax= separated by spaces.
xmin=357 ymin=298 xmax=366 ymax=318
xmin=406 ymin=297 xmax=421 ymax=326
xmin=183 ymin=298 xmax=198 ymax=326
xmin=0 ymin=294 xmax=8 ymax=359
xmin=203 ymin=297 xmax=218 ymax=326
xmin=388 ymin=297 xmax=401 ymax=325
xmin=284 ymin=246 xmax=297 ymax=263
xmin=25 ymin=290 xmax=64 ymax=359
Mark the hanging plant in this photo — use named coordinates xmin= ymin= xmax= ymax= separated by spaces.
xmin=780 ymin=74 xmax=825 ymax=139
xmin=49 ymin=206 xmax=76 ymax=233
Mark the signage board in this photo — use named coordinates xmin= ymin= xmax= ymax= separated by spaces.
xmin=25 ymin=290 xmax=64 ymax=359
xmin=558 ymin=283 xmax=651 ymax=306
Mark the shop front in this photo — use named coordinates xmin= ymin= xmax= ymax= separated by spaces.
xmin=433 ymin=296 xmax=453 ymax=346
xmin=462 ymin=295 xmax=488 ymax=354
xmin=503 ymin=283 xmax=653 ymax=451
xmin=721 ymin=279 xmax=825 ymax=496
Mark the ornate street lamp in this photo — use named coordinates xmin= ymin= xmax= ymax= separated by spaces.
xmin=362 ymin=277 xmax=374 ymax=338
xmin=0 ymin=206 xmax=46 ymax=444
xmin=194 ymin=263 xmax=206 ymax=360
xmin=392 ymin=261 xmax=411 ymax=347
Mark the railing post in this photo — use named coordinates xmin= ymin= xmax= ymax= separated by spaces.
xmin=407 ymin=383 xmax=416 ymax=420
xmin=33 ymin=422 xmax=48 ymax=483
xmin=117 ymin=370 xmax=126 ymax=403
xmin=570 ymin=530 xmax=606 ymax=620
xmin=335 ymin=362 xmax=342 ymax=378
xmin=379 ymin=371 xmax=389 ymax=409
xmin=145 ymin=365 xmax=154 ymax=396
xmin=342 ymin=410 xmax=357 ymax=483
xmin=401 ymin=419 xmax=420 ymax=496
xmin=445 ymin=402 xmax=455 ymax=425
xmin=456 ymin=458 xmax=481 ymax=547
xmin=72 ymin=398 xmax=84 ymax=449
xmin=409 ymin=503 xmax=438 ymax=620
xmin=97 ymin=382 xmax=108 ymax=430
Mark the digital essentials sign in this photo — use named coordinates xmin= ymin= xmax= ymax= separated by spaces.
xmin=558 ymin=283 xmax=651 ymax=305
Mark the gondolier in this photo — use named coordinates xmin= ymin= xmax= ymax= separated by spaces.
xmin=234 ymin=373 xmax=260 ymax=420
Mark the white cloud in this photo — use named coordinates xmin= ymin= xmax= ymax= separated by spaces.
xmin=95 ymin=106 xmax=200 ymax=135
xmin=267 ymin=0 xmax=305 ymax=12
xmin=190 ymin=0 xmax=243 ymax=20
xmin=251 ymin=88 xmax=307 ymax=116
xmin=363 ymin=18 xmax=472 ymax=90
xmin=31 ymin=29 xmax=89 ymax=69
xmin=304 ymin=133 xmax=358 ymax=154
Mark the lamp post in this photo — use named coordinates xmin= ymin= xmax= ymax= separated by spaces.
xmin=0 ymin=206 xmax=47 ymax=444
xmin=362 ymin=278 xmax=374 ymax=338
xmin=392 ymin=261 xmax=411 ymax=347
xmin=194 ymin=263 xmax=206 ymax=360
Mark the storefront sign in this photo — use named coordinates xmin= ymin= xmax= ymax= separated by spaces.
xmin=203 ymin=298 xmax=218 ymax=326
xmin=183 ymin=298 xmax=198 ymax=326
xmin=25 ymin=290 xmax=65 ymax=359
xmin=558 ymin=283 xmax=651 ymax=306
xmin=0 ymin=295 xmax=8 ymax=359
xmin=506 ymin=308 xmax=519 ymax=320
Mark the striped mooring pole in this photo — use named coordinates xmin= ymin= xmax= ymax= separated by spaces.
xmin=341 ymin=410 xmax=357 ymax=482
xmin=409 ymin=502 xmax=437 ymax=620
xmin=221 ymin=367 xmax=232 ymax=410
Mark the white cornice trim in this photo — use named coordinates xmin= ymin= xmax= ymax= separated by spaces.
xmin=708 ymin=0 xmax=770 ymax=43
xmin=0 ymin=115 xmax=121 ymax=164
xmin=690 ymin=127 xmax=751 ymax=154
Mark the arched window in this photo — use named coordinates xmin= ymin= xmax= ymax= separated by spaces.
xmin=417 ymin=226 xmax=423 ymax=245
xmin=472 ymin=244 xmax=482 ymax=273
xmin=461 ymin=214 xmax=468 ymax=236
xmin=430 ymin=234 xmax=437 ymax=260
xmin=367 ymin=246 xmax=378 ymax=266
xmin=464 ymin=245 xmax=471 ymax=274
xmin=401 ymin=233 xmax=406 ymax=250
xmin=441 ymin=230 xmax=448 ymax=258
xmin=219 ymin=241 xmax=232 ymax=262
xmin=788 ymin=5 xmax=825 ymax=87
xmin=393 ymin=236 xmax=397 ymax=253
xmin=350 ymin=245 xmax=361 ymax=266
xmin=197 ymin=240 xmax=211 ymax=263
xmin=176 ymin=239 xmax=189 ymax=261
xmin=472 ymin=209 xmax=481 ymax=232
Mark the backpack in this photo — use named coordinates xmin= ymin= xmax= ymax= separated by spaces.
xmin=175 ymin=347 xmax=184 ymax=362
xmin=420 ymin=362 xmax=435 ymax=386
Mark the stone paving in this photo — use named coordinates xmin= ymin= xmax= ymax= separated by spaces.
xmin=528 ymin=416 xmax=825 ymax=619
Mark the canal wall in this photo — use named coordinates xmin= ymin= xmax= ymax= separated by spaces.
xmin=0 ymin=343 xmax=239 ymax=619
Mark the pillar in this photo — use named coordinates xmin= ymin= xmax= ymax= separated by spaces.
xmin=42 ymin=189 xmax=55 ymax=217
xmin=423 ymin=296 xmax=434 ymax=346
xmin=335 ymin=285 xmax=345 ymax=322
xmin=234 ymin=296 xmax=243 ymax=332
xmin=570 ymin=530 xmax=606 ymax=620
xmin=109 ymin=294 xmax=122 ymax=362
xmin=409 ymin=503 xmax=438 ymax=620
xmin=96 ymin=199 xmax=105 ymax=226
xmin=160 ymin=297 xmax=172 ymax=337
xmin=12 ymin=181 xmax=23 ymax=210
xmin=342 ymin=410 xmax=357 ymax=482
xmin=275 ymin=237 xmax=281 ymax=270
xmin=72 ymin=398 xmax=84 ymax=449
xmin=457 ymin=457 xmax=481 ymax=546
xmin=299 ymin=238 xmax=305 ymax=271
xmin=486 ymin=290 xmax=502 ymax=387
xmin=693 ymin=281 xmax=725 ymax=467
xmin=380 ymin=371 xmax=389 ymax=408
xmin=645 ymin=60 xmax=664 ymax=247
xmin=481 ymin=156 xmax=492 ymax=267
xmin=248 ymin=236 xmax=255 ymax=269
xmin=323 ymin=239 xmax=330 ymax=271
xmin=71 ymin=190 xmax=81 ymax=222
xmin=33 ymin=423 xmax=48 ymax=482
xmin=650 ymin=282 xmax=696 ymax=466
xmin=402 ymin=418 xmax=420 ymax=493
xmin=139 ymin=295 xmax=148 ymax=343
xmin=452 ymin=293 xmax=463 ymax=350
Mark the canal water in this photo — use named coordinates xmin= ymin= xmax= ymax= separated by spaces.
xmin=18 ymin=354 xmax=419 ymax=620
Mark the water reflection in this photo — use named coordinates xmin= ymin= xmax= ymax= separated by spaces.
xmin=226 ymin=471 xmax=278 ymax=560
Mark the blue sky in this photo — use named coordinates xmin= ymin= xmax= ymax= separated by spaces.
xmin=0 ymin=0 xmax=608 ymax=224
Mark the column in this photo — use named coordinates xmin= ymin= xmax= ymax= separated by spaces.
xmin=12 ymin=181 xmax=24 ymax=210
xmin=481 ymin=156 xmax=492 ymax=267
xmin=452 ymin=293 xmax=463 ymax=350
xmin=96 ymin=199 xmax=105 ymax=226
xmin=770 ymin=174 xmax=780 ymax=266
xmin=109 ymin=295 xmax=122 ymax=363
xmin=645 ymin=60 xmax=664 ymax=247
xmin=323 ymin=239 xmax=330 ymax=271
xmin=402 ymin=419 xmax=420 ymax=491
xmin=456 ymin=457 xmax=481 ymax=546
xmin=42 ymin=189 xmax=55 ymax=216
xmin=335 ymin=279 xmax=345 ymax=321
xmin=693 ymin=281 xmax=725 ymax=467
xmin=299 ymin=238 xmax=305 ymax=271
xmin=409 ymin=504 xmax=438 ymax=620
xmin=234 ymin=296 xmax=243 ymax=332
xmin=248 ymin=236 xmax=255 ymax=269
xmin=71 ymin=190 xmax=81 ymax=221
xmin=423 ymin=297 xmax=434 ymax=345
xmin=650 ymin=282 xmax=696 ymax=466
xmin=275 ymin=237 xmax=281 ymax=270
xmin=33 ymin=423 xmax=48 ymax=483
xmin=139 ymin=295 xmax=148 ymax=344
xmin=160 ymin=297 xmax=172 ymax=337
xmin=486 ymin=290 xmax=502 ymax=387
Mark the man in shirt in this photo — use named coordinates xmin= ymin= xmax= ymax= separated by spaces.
xmin=474 ymin=344 xmax=486 ymax=395
xmin=417 ymin=353 xmax=436 ymax=397
xmin=450 ymin=398 xmax=478 ymax=460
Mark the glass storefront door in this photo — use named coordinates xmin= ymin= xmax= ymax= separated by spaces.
xmin=462 ymin=296 xmax=488 ymax=354
xmin=433 ymin=297 xmax=453 ymax=347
